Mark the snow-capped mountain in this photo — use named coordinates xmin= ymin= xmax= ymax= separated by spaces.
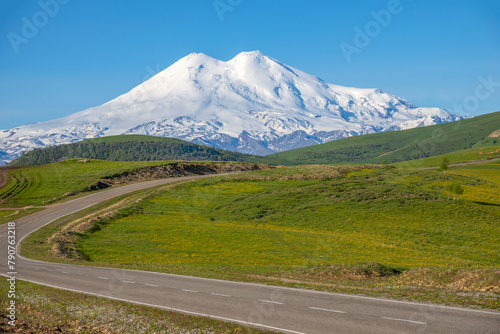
xmin=0 ymin=51 xmax=463 ymax=164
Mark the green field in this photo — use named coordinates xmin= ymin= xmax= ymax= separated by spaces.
xmin=23 ymin=162 xmax=500 ymax=308
xmin=0 ymin=159 xmax=261 ymax=208
xmin=394 ymin=145 xmax=500 ymax=168
xmin=0 ymin=159 xmax=177 ymax=207
xmin=270 ymin=111 xmax=500 ymax=164
xmin=77 ymin=164 xmax=500 ymax=269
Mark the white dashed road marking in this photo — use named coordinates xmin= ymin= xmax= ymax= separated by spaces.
xmin=211 ymin=293 xmax=231 ymax=297
xmin=258 ymin=299 xmax=284 ymax=305
xmin=308 ymin=306 xmax=346 ymax=314
xmin=381 ymin=317 xmax=426 ymax=325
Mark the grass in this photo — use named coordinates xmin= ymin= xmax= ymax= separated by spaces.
xmin=79 ymin=165 xmax=499 ymax=269
xmin=23 ymin=163 xmax=500 ymax=309
xmin=0 ymin=209 xmax=15 ymax=219
xmin=447 ymin=162 xmax=500 ymax=206
xmin=0 ymin=159 xmax=262 ymax=208
xmin=0 ymin=159 xmax=175 ymax=207
xmin=0 ymin=208 xmax=43 ymax=226
xmin=0 ymin=280 xmax=271 ymax=333
xmin=270 ymin=110 xmax=500 ymax=164
xmin=393 ymin=145 xmax=500 ymax=169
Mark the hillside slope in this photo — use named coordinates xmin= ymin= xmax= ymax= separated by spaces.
xmin=8 ymin=135 xmax=281 ymax=166
xmin=0 ymin=159 xmax=270 ymax=208
xmin=270 ymin=111 xmax=500 ymax=164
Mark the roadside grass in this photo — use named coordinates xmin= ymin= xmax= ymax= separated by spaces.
xmin=0 ymin=210 xmax=15 ymax=219
xmin=0 ymin=208 xmax=44 ymax=226
xmin=0 ymin=280 xmax=271 ymax=334
xmin=21 ymin=182 xmax=182 ymax=262
xmin=23 ymin=163 xmax=500 ymax=309
xmin=393 ymin=145 xmax=500 ymax=169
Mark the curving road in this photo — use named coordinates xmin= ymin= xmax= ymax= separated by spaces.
xmin=1 ymin=175 xmax=499 ymax=333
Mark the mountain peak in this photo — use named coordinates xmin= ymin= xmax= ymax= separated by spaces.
xmin=0 ymin=51 xmax=464 ymax=164
xmin=185 ymin=52 xmax=210 ymax=58
xmin=173 ymin=52 xmax=219 ymax=67
xmin=179 ymin=51 xmax=269 ymax=66
xmin=233 ymin=50 xmax=266 ymax=58
xmin=230 ymin=50 xmax=272 ymax=64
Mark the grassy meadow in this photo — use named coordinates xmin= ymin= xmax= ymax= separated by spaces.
xmin=79 ymin=166 xmax=499 ymax=269
xmin=394 ymin=145 xmax=500 ymax=169
xmin=0 ymin=159 xmax=242 ymax=208
xmin=24 ymin=162 xmax=500 ymax=308
xmin=0 ymin=159 xmax=174 ymax=207
xmin=447 ymin=161 xmax=500 ymax=206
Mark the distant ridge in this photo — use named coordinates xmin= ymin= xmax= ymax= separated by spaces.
xmin=8 ymin=135 xmax=280 ymax=166
xmin=10 ymin=111 xmax=499 ymax=167
xmin=270 ymin=111 xmax=500 ymax=165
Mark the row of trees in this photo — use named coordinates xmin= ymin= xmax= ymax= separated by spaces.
xmin=10 ymin=140 xmax=258 ymax=166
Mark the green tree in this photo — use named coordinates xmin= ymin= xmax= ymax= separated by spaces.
xmin=446 ymin=182 xmax=464 ymax=201
xmin=439 ymin=157 xmax=449 ymax=177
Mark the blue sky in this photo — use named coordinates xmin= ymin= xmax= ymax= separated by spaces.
xmin=1 ymin=0 xmax=499 ymax=129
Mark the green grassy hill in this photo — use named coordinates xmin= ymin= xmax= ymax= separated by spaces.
xmin=393 ymin=145 xmax=500 ymax=168
xmin=270 ymin=111 xmax=500 ymax=165
xmin=8 ymin=135 xmax=283 ymax=166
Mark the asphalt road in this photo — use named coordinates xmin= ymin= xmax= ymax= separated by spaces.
xmin=1 ymin=175 xmax=499 ymax=333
